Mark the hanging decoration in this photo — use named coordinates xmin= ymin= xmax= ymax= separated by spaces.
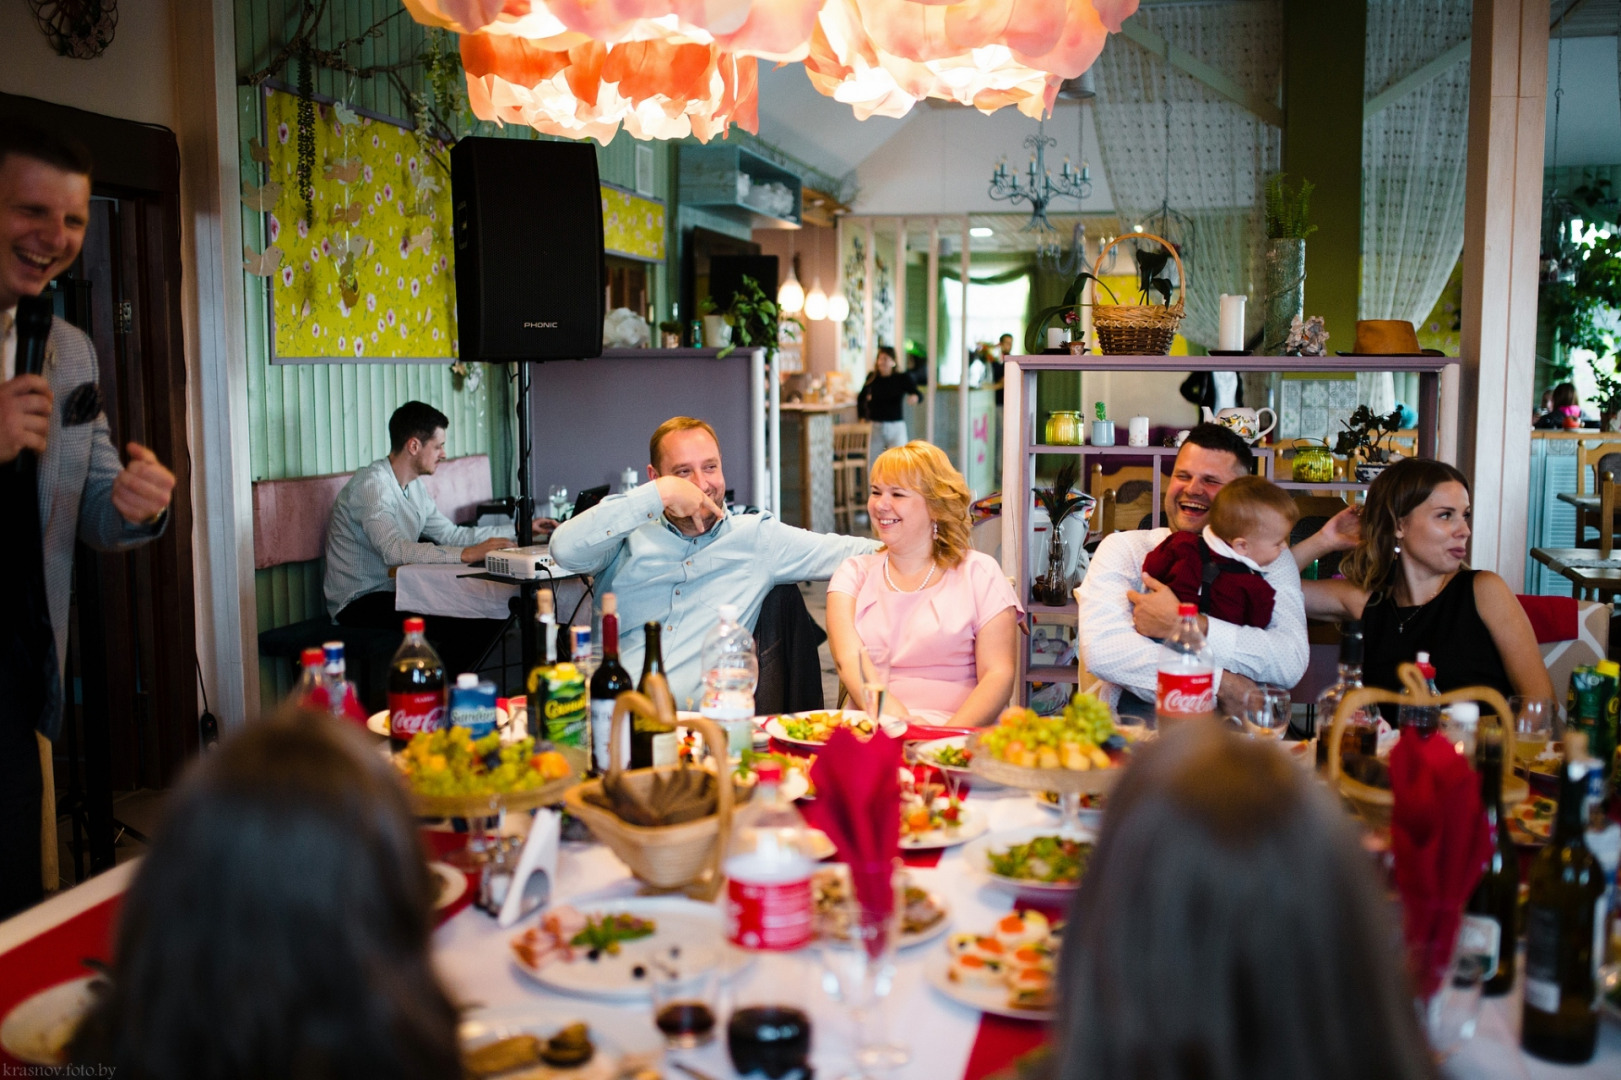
xmin=28 ymin=0 xmax=118 ymax=59
xmin=803 ymin=0 xmax=1138 ymax=120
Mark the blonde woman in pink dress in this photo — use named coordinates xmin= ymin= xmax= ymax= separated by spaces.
xmin=827 ymin=441 xmax=1022 ymax=726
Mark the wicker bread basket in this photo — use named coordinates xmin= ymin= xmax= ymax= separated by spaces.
xmin=1324 ymin=662 xmax=1526 ymax=830
xmin=562 ymin=677 xmax=735 ymax=899
xmin=1091 ymin=231 xmax=1186 ymax=355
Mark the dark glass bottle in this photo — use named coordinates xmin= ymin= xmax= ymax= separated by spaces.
xmin=630 ymin=622 xmax=675 ymax=768
xmin=589 ymin=593 xmax=634 ymax=774
xmin=1463 ymin=724 xmax=1518 ymax=995
xmin=1315 ymin=620 xmax=1378 ymax=771
xmin=1521 ymin=732 xmax=1607 ymax=1063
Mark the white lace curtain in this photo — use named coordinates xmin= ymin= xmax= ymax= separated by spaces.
xmin=1091 ymin=1 xmax=1283 ymax=350
xmin=1360 ymin=0 xmax=1472 ymax=413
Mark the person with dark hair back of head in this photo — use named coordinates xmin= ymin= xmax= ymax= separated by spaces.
xmin=323 ymin=400 xmax=553 ymax=674
xmin=71 ymin=709 xmax=462 ymax=1080
xmin=1053 ymin=723 xmax=1438 ymax=1080
xmin=0 ymin=118 xmax=175 ymax=916
xmin=1076 ymin=423 xmax=1315 ymax=716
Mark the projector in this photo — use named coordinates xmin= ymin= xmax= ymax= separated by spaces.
xmin=484 ymin=545 xmax=555 ymax=579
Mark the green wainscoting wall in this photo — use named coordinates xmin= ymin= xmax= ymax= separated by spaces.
xmin=235 ymin=0 xmax=679 ymax=706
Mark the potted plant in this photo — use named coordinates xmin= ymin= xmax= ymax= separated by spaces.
xmin=1263 ymin=173 xmax=1317 ymax=353
xmin=717 ymin=275 xmax=781 ymax=363
xmin=1334 ymin=405 xmax=1406 ymax=483
xmin=1024 ymin=272 xmax=1117 ymax=355
xmin=1031 ymin=459 xmax=1093 ymax=605
xmin=697 ymin=296 xmax=730 ymax=349
xmin=658 ymin=319 xmax=682 ymax=349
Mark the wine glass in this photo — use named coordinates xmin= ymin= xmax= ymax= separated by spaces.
xmin=815 ymin=889 xmax=909 ymax=1078
xmin=1508 ymin=696 xmax=1559 ymax=767
xmin=548 ymin=483 xmax=571 ymax=521
xmin=1242 ymin=686 xmax=1290 ymax=741
xmin=858 ymin=645 xmax=890 ymax=727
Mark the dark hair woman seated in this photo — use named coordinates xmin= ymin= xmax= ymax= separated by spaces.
xmin=1052 ymin=724 xmax=1437 ymax=1080
xmin=72 ymin=710 xmax=461 ymax=1080
xmin=1302 ymin=457 xmax=1554 ymax=699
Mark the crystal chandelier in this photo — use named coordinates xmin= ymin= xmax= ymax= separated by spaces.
xmin=989 ymin=120 xmax=1092 ymax=234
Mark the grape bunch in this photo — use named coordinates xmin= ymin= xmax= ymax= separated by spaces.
xmin=979 ymin=695 xmax=1121 ymax=771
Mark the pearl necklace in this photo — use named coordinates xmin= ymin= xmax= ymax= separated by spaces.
xmin=884 ymin=556 xmax=936 ymax=593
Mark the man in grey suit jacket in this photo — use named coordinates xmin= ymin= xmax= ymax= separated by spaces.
xmin=0 ymin=122 xmax=175 ymax=915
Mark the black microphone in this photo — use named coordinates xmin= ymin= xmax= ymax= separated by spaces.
xmin=14 ymin=294 xmax=53 ymax=377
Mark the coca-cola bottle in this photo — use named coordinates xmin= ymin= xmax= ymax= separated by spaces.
xmin=294 ymin=646 xmax=331 ymax=711
xmin=389 ymin=617 xmax=446 ymax=752
xmin=1156 ymin=603 xmax=1217 ymax=727
xmin=724 ymin=761 xmax=817 ymax=951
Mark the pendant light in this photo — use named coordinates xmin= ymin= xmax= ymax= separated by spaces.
xmin=803 ymin=278 xmax=829 ymax=321
xmin=825 ymin=281 xmax=849 ymax=323
xmin=778 ymin=237 xmax=805 ymax=314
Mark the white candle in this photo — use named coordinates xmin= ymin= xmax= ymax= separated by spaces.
xmin=1218 ymin=294 xmax=1247 ymax=351
xmin=1128 ymin=416 xmax=1150 ymax=447
xmin=1047 ymin=327 xmax=1065 ymax=350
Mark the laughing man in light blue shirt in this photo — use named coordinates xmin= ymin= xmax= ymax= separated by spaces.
xmin=549 ymin=416 xmax=879 ymax=707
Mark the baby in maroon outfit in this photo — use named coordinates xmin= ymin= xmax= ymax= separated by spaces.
xmin=1141 ymin=475 xmax=1300 ymax=629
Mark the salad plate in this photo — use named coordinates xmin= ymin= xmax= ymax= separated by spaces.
xmin=510 ymin=898 xmax=728 ymax=1001
xmin=764 ymin=710 xmax=905 ymax=748
xmin=899 ymin=800 xmax=988 ymax=850
xmin=961 ymin=824 xmax=1096 ymax=898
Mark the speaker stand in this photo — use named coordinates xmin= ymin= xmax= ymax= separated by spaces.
xmin=511 ymin=360 xmax=539 ymax=683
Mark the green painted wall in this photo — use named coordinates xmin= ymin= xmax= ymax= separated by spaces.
xmin=235 ymin=0 xmax=680 ymax=705
xmin=1282 ymin=0 xmax=1364 ymax=343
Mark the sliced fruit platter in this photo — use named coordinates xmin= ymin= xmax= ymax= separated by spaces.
xmin=929 ymin=910 xmax=1061 ymax=1020
xmin=969 ymin=697 xmax=1137 ymax=796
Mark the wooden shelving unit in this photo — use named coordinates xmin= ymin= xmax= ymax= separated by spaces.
xmin=1000 ymin=353 xmax=1460 ymax=704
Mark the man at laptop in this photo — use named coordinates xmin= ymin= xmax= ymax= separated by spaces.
xmin=550 ymin=416 xmax=879 ymax=706
xmin=324 ymin=400 xmax=552 ymax=672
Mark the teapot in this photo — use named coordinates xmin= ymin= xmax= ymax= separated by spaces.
xmin=1200 ymin=406 xmax=1276 ymax=444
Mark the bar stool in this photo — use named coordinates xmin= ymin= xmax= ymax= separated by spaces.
xmin=832 ymin=422 xmax=872 ymax=534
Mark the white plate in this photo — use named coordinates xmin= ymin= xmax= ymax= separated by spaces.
xmin=899 ymin=802 xmax=989 ymax=850
xmin=764 ymin=711 xmax=906 ymax=748
xmin=925 ymin=954 xmax=1052 ymax=1022
xmin=960 ymin=824 xmax=1096 ymax=898
xmin=813 ymin=869 xmax=952 ymax=950
xmin=511 ymin=898 xmax=727 ymax=1000
xmin=429 ymin=860 xmax=469 ymax=912
xmin=367 ymin=707 xmax=512 ymax=740
xmin=0 ymin=975 xmax=102 ymax=1066
xmin=459 ymin=1003 xmax=661 ymax=1080
xmin=911 ymin=736 xmax=975 ymax=780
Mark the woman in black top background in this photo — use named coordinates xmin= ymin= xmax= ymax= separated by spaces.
xmin=1302 ymin=458 xmax=1553 ymax=698
xmin=857 ymin=346 xmax=921 ymax=460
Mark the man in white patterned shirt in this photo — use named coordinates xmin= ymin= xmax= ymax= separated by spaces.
xmin=1077 ymin=424 xmax=1350 ymax=715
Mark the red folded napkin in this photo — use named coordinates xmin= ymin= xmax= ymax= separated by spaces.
xmin=806 ymin=728 xmax=902 ymax=942
xmin=1389 ymin=727 xmax=1491 ymax=997
xmin=903 ymin=723 xmax=980 ymax=743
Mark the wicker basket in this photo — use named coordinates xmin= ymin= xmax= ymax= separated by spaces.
xmin=1324 ymin=663 xmax=1526 ymax=831
xmin=561 ymin=678 xmax=734 ymax=899
xmin=1091 ymin=232 xmax=1186 ymax=355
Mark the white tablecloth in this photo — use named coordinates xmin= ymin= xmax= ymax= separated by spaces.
xmin=430 ymin=787 xmax=1621 ymax=1080
xmin=396 ymin=563 xmax=589 ymax=624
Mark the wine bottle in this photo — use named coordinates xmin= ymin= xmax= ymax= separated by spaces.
xmin=1315 ymin=620 xmax=1378 ymax=771
xmin=589 ymin=593 xmax=635 ymax=774
xmin=1521 ymin=732 xmax=1609 ymax=1063
xmin=1461 ymin=722 xmax=1517 ymax=995
xmin=630 ymin=622 xmax=677 ymax=768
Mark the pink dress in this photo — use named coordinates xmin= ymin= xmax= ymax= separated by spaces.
xmin=828 ymin=549 xmax=1022 ymax=723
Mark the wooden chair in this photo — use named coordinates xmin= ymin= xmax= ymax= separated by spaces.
xmin=1531 ymin=468 xmax=1621 ymax=600
xmin=831 ymin=422 xmax=872 ymax=534
xmin=1090 ymin=464 xmax=1158 ymax=538
xmin=1573 ymin=439 xmax=1621 ymax=546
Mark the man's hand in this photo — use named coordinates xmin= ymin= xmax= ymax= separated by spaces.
xmin=111 ymin=443 xmax=175 ymax=524
xmin=1216 ymin=670 xmax=1259 ymax=717
xmin=653 ymin=475 xmax=725 ymax=536
xmin=461 ymin=537 xmax=509 ymax=565
xmin=0 ymin=375 xmax=53 ymax=465
xmin=532 ymin=517 xmax=559 ymax=537
xmin=1127 ymin=573 xmax=1201 ymax=640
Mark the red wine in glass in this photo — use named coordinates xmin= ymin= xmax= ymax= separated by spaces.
xmin=727 ymin=1006 xmax=812 ymax=1078
xmin=656 ymin=1002 xmax=717 ymax=1047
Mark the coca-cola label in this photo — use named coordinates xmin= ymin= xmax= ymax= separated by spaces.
xmin=389 ymin=691 xmax=445 ymax=742
xmin=1157 ymin=671 xmax=1214 ymax=716
xmin=726 ymin=877 xmax=812 ymax=951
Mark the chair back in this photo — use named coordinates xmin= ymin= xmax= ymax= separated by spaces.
xmin=833 ymin=422 xmax=872 ymax=461
xmin=1574 ymin=438 xmax=1621 ymax=495
xmin=1090 ymin=464 xmax=1157 ymax=538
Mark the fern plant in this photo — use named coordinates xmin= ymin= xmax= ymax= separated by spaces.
xmin=1265 ymin=173 xmax=1318 ymax=241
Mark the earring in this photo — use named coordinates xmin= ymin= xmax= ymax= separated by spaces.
xmin=1393 ymin=539 xmax=1402 ymax=555
xmin=933 ymin=522 xmax=939 ymax=538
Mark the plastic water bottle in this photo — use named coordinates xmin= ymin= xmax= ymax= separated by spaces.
xmin=700 ymin=603 xmax=758 ymax=757
xmin=294 ymin=647 xmax=330 ymax=711
xmin=321 ymin=640 xmax=368 ymax=725
xmin=724 ymin=762 xmax=817 ymax=951
xmin=449 ymin=672 xmax=499 ymax=740
xmin=1155 ymin=602 xmax=1216 ymax=726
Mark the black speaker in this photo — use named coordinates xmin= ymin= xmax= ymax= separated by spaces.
xmin=451 ymin=137 xmax=606 ymax=361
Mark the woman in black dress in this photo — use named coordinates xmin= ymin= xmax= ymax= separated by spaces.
xmin=1304 ymin=458 xmax=1553 ymax=698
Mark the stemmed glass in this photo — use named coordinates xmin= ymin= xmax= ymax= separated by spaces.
xmin=1242 ymin=686 xmax=1290 ymax=741
xmin=858 ymin=645 xmax=890 ymax=728
xmin=1508 ymin=696 xmax=1560 ymax=768
xmin=815 ymin=887 xmax=909 ymax=1079
xmin=547 ymin=483 xmax=571 ymax=522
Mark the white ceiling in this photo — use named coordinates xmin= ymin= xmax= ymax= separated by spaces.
xmin=753 ymin=62 xmax=916 ymax=184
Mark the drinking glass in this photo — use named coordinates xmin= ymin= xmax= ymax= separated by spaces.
xmin=1508 ymin=696 xmax=1560 ymax=766
xmin=1423 ymin=954 xmax=1484 ymax=1059
xmin=548 ymin=483 xmax=571 ymax=521
xmin=858 ymin=645 xmax=890 ymax=727
xmin=1242 ymin=686 xmax=1290 ymax=740
xmin=650 ymin=965 xmax=719 ymax=1049
xmin=815 ymin=892 xmax=909 ymax=1078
